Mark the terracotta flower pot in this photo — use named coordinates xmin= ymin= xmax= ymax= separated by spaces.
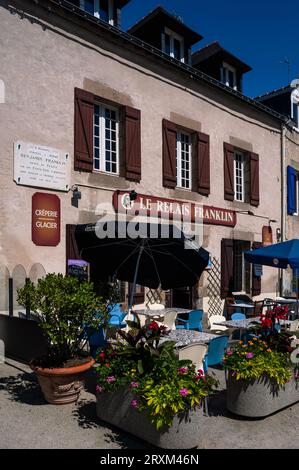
xmin=30 ymin=357 xmax=95 ymax=405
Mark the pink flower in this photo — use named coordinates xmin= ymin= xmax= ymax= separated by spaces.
xmin=246 ymin=352 xmax=254 ymax=359
xmin=226 ymin=349 xmax=233 ymax=356
xmin=197 ymin=369 xmax=204 ymax=376
xmin=177 ymin=367 xmax=188 ymax=375
xmin=96 ymin=385 xmax=104 ymax=393
xmin=131 ymin=399 xmax=138 ymax=408
xmin=179 ymin=388 xmax=189 ymax=397
xmin=130 ymin=381 xmax=139 ymax=389
xmin=106 ymin=375 xmax=116 ymax=383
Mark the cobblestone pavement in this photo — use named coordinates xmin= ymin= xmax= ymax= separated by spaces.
xmin=0 ymin=359 xmax=299 ymax=449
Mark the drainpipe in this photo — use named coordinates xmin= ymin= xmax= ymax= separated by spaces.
xmin=280 ymin=122 xmax=287 ymax=295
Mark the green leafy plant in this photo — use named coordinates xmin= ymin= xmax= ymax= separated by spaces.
xmin=95 ymin=318 xmax=219 ymax=429
xmin=17 ymin=273 xmax=109 ymax=367
xmin=223 ymin=337 xmax=295 ymax=386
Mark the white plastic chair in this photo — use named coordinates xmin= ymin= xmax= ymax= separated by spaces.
xmin=157 ymin=310 xmax=177 ymax=330
xmin=208 ymin=315 xmax=229 ymax=333
xmin=179 ymin=343 xmax=208 ymax=372
xmin=148 ymin=303 xmax=165 ymax=311
xmin=289 ymin=319 xmax=299 ymax=331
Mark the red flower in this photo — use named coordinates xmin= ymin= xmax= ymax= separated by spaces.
xmin=105 ymin=363 xmax=110 ymax=368
xmin=148 ymin=321 xmax=159 ymax=331
xmin=99 ymin=352 xmax=106 ymax=362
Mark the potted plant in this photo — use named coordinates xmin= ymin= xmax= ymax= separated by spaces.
xmin=224 ymin=305 xmax=299 ymax=417
xmin=95 ymin=317 xmax=219 ymax=448
xmin=17 ymin=273 xmax=109 ymax=405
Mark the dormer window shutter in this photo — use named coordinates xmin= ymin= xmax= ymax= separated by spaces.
xmin=162 ymin=119 xmax=177 ymax=188
xmin=250 ymin=152 xmax=260 ymax=207
xmin=197 ymin=131 xmax=210 ymax=196
xmin=223 ymin=142 xmax=234 ymax=200
xmin=74 ymin=88 xmax=94 ymax=172
xmin=123 ymin=106 xmax=141 ymax=182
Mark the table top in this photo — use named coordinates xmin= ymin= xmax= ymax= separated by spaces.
xmin=133 ymin=307 xmax=192 ymax=318
xmin=227 ymin=303 xmax=254 ymax=309
xmin=214 ymin=317 xmax=291 ymax=329
xmin=275 ymin=298 xmax=299 ymax=304
xmin=159 ymin=329 xmax=220 ymax=348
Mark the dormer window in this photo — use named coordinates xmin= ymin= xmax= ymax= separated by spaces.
xmin=221 ymin=62 xmax=237 ymax=90
xmin=162 ymin=28 xmax=185 ymax=63
xmin=79 ymin=0 xmax=115 ymax=25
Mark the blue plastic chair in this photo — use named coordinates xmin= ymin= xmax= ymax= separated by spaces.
xmin=176 ymin=309 xmax=203 ymax=331
xmin=203 ymin=335 xmax=229 ymax=372
xmin=82 ymin=324 xmax=107 ymax=358
xmin=231 ymin=312 xmax=246 ymax=320
xmin=108 ymin=304 xmax=127 ymax=328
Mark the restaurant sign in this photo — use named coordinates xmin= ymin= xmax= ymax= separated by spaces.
xmin=113 ymin=191 xmax=236 ymax=227
xmin=32 ymin=192 xmax=60 ymax=246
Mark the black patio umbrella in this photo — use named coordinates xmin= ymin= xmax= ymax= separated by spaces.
xmin=75 ymin=221 xmax=209 ymax=308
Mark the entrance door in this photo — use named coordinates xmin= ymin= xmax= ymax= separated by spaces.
xmin=166 ymin=286 xmax=193 ymax=308
xmin=129 ymin=283 xmax=145 ymax=306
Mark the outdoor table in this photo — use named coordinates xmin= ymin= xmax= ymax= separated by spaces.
xmin=159 ymin=329 xmax=219 ymax=348
xmin=214 ymin=317 xmax=291 ymax=339
xmin=227 ymin=303 xmax=255 ymax=317
xmin=134 ymin=307 xmax=192 ymax=319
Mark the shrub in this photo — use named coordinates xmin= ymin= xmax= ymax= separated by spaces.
xmin=17 ymin=273 xmax=109 ymax=366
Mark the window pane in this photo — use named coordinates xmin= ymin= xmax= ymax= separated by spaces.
xmin=84 ymin=0 xmax=94 ymax=15
xmin=165 ymin=34 xmax=171 ymax=55
xmin=173 ymin=38 xmax=181 ymax=60
xmin=176 ymin=131 xmax=191 ymax=189
xmin=100 ymin=0 xmax=109 ymax=21
xmin=228 ymin=70 xmax=235 ymax=87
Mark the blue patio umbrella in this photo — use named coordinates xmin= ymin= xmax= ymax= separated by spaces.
xmin=244 ymin=239 xmax=299 ymax=270
xmin=244 ymin=239 xmax=299 ymax=311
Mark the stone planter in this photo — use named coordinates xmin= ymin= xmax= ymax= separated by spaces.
xmin=226 ymin=371 xmax=299 ymax=417
xmin=31 ymin=357 xmax=95 ymax=405
xmin=96 ymin=387 xmax=208 ymax=448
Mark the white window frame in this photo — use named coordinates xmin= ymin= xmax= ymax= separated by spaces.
xmin=221 ymin=62 xmax=237 ymax=90
xmin=176 ymin=130 xmax=192 ymax=190
xmin=162 ymin=27 xmax=185 ymax=63
xmin=80 ymin=0 xmax=114 ymax=25
xmin=234 ymin=150 xmax=245 ymax=202
xmin=93 ymin=102 xmax=119 ymax=175
xmin=291 ymin=89 xmax=299 ymax=131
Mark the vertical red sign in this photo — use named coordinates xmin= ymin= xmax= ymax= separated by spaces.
xmin=32 ymin=193 xmax=61 ymax=246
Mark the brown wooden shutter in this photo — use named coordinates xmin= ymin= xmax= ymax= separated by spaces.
xmin=74 ymin=88 xmax=94 ymax=172
xmin=197 ymin=131 xmax=210 ymax=196
xmin=123 ymin=106 xmax=141 ymax=181
xmin=251 ymin=241 xmax=262 ymax=296
xmin=221 ymin=238 xmax=234 ymax=299
xmin=65 ymin=224 xmax=81 ymax=274
xmin=223 ymin=142 xmax=234 ymax=201
xmin=250 ymin=152 xmax=260 ymax=207
xmin=162 ymin=119 xmax=177 ymax=188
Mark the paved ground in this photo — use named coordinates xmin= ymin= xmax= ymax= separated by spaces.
xmin=1 ymin=358 xmax=299 ymax=449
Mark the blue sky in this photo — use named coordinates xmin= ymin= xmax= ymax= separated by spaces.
xmin=122 ymin=0 xmax=299 ymax=98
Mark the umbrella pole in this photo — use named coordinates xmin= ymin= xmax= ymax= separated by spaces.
xmin=128 ymin=242 xmax=145 ymax=311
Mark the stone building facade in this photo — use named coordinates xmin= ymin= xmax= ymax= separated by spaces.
xmin=0 ymin=0 xmax=296 ymax=316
